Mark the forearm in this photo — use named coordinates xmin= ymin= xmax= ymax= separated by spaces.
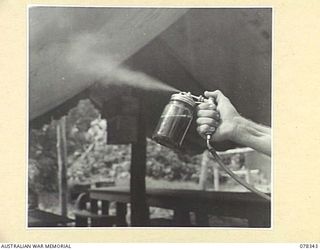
xmin=231 ymin=116 xmax=271 ymax=156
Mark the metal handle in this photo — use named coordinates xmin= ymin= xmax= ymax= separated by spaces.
xmin=204 ymin=97 xmax=217 ymax=140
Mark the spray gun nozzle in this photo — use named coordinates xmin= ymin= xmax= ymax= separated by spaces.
xmin=190 ymin=94 xmax=202 ymax=100
xmin=178 ymin=92 xmax=206 ymax=103
xmin=190 ymin=94 xmax=200 ymax=99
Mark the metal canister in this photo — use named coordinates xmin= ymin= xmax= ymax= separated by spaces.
xmin=152 ymin=92 xmax=196 ymax=149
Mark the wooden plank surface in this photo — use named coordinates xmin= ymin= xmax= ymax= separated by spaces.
xmin=28 ymin=209 xmax=73 ymax=227
xmin=89 ymin=187 xmax=271 ymax=227
xmin=90 ymin=187 xmax=270 ymax=203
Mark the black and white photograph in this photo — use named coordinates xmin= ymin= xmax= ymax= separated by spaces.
xmin=28 ymin=7 xmax=272 ymax=228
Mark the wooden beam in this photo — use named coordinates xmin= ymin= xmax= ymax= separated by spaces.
xmin=213 ymin=163 xmax=220 ymax=191
xmin=157 ymin=37 xmax=206 ymax=92
xmin=199 ymin=150 xmax=209 ymax=190
xmin=130 ymin=101 xmax=149 ymax=226
xmin=56 ymin=116 xmax=68 ymax=217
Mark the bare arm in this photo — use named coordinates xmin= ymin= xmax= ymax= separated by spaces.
xmin=196 ymin=90 xmax=271 ymax=156
xmin=231 ymin=116 xmax=271 ymax=156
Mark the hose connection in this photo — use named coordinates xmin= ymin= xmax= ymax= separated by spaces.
xmin=206 ymin=136 xmax=271 ymax=202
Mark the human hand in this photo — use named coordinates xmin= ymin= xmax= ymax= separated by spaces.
xmin=196 ymin=90 xmax=240 ymax=142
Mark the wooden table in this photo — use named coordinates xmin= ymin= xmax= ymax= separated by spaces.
xmin=28 ymin=209 xmax=74 ymax=227
xmin=89 ymin=187 xmax=271 ymax=227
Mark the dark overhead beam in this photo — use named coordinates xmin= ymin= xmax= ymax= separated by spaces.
xmin=157 ymin=37 xmax=207 ymax=93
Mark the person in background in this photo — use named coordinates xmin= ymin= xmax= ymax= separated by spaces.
xmin=196 ymin=90 xmax=271 ymax=156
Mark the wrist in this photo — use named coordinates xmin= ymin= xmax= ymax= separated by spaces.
xmin=229 ymin=115 xmax=271 ymax=156
xmin=229 ymin=115 xmax=245 ymax=142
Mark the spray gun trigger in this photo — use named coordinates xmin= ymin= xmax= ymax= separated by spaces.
xmin=207 ymin=97 xmax=215 ymax=104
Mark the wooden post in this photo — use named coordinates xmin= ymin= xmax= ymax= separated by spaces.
xmin=213 ymin=163 xmax=220 ymax=191
xmin=199 ymin=150 xmax=209 ymax=190
xmin=101 ymin=201 xmax=110 ymax=215
xmin=56 ymin=116 xmax=68 ymax=217
xmin=173 ymin=209 xmax=191 ymax=226
xmin=130 ymin=101 xmax=149 ymax=226
xmin=116 ymin=202 xmax=128 ymax=227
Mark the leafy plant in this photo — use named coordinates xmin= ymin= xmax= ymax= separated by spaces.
xmin=29 ymin=99 xmax=242 ymax=195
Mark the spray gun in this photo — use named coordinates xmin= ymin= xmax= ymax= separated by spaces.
xmin=188 ymin=93 xmax=216 ymax=141
xmin=152 ymin=92 xmax=214 ymax=148
xmin=152 ymin=92 xmax=271 ymax=201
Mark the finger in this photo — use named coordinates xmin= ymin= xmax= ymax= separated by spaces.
xmin=204 ymin=90 xmax=225 ymax=102
xmin=197 ymin=124 xmax=216 ymax=136
xmin=197 ymin=102 xmax=216 ymax=110
xmin=197 ymin=110 xmax=220 ymax=120
xmin=205 ymin=97 xmax=216 ymax=106
xmin=196 ymin=117 xmax=220 ymax=127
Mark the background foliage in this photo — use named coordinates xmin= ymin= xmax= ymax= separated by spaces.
xmin=28 ymin=99 xmax=220 ymax=194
